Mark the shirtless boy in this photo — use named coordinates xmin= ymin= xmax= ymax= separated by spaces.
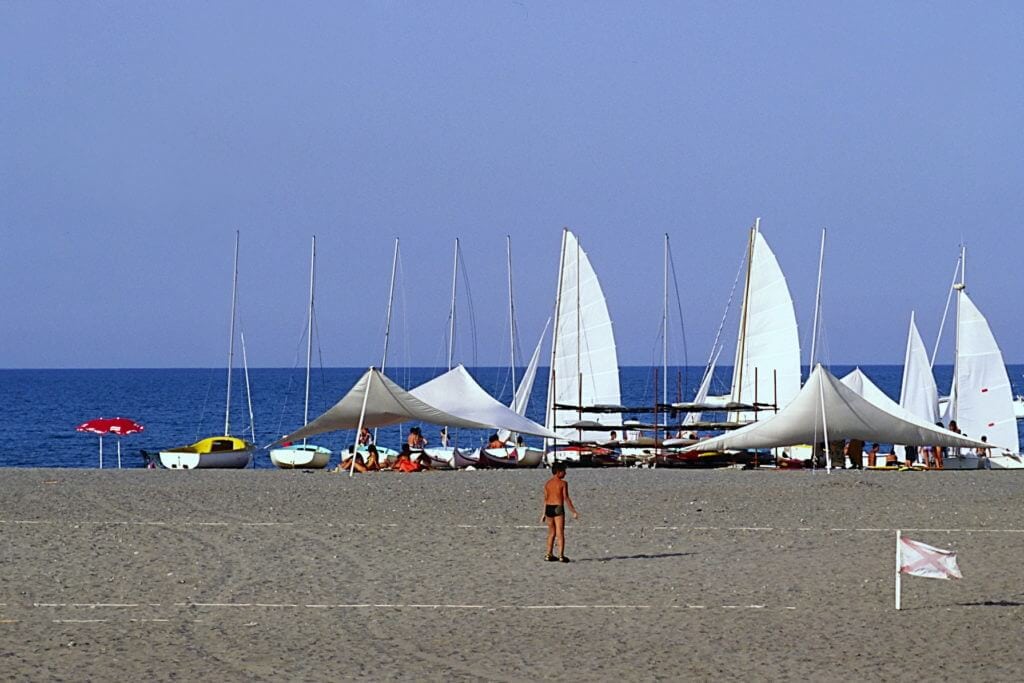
xmin=541 ymin=462 xmax=578 ymax=562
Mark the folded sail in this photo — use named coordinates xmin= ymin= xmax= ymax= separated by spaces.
xmin=953 ymin=291 xmax=1017 ymax=452
xmin=547 ymin=230 xmax=621 ymax=441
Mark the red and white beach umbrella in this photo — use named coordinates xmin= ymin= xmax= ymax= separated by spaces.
xmin=76 ymin=417 xmax=145 ymax=469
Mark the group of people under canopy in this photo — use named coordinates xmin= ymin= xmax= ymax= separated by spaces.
xmin=682 ymin=365 xmax=995 ymax=469
xmin=273 ymin=366 xmax=559 ymax=458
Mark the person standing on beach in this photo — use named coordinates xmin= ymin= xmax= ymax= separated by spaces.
xmin=541 ymin=463 xmax=578 ymax=563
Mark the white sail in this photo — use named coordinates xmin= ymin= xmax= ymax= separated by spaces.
xmin=498 ymin=319 xmax=549 ymax=443
xmin=730 ymin=228 xmax=801 ymax=416
xmin=841 ymin=368 xmax=904 ymax=416
xmin=684 ymin=346 xmax=721 ymax=426
xmin=547 ymin=230 xmax=621 ymax=441
xmin=953 ymin=291 xmax=1017 ymax=452
xmin=899 ymin=312 xmax=939 ymax=424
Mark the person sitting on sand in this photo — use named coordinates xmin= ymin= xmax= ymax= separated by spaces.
xmin=364 ymin=444 xmax=382 ymax=471
xmin=339 ymin=447 xmax=367 ymax=473
xmin=416 ymin=451 xmax=432 ymax=470
xmin=541 ymin=462 xmax=578 ymax=563
xmin=904 ymin=444 xmax=918 ymax=467
xmin=358 ymin=427 xmax=372 ymax=447
xmin=394 ymin=450 xmax=420 ymax=473
xmin=866 ymin=443 xmax=880 ymax=467
xmin=884 ymin=448 xmax=898 ymax=467
xmin=846 ymin=438 xmax=864 ymax=469
xmin=487 ymin=433 xmax=505 ymax=449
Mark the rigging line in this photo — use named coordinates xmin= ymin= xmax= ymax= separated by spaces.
xmin=703 ymin=250 xmax=748 ymax=382
xmin=930 ymin=252 xmax=963 ymax=369
xmin=273 ymin=320 xmax=306 ymax=438
xmin=313 ymin=310 xmax=328 ymax=414
xmin=668 ymin=242 xmax=689 ymax=388
xmin=458 ymin=243 xmax=479 ymax=369
xmin=197 ymin=367 xmax=217 ymax=443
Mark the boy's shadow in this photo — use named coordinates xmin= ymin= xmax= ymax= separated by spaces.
xmin=578 ymin=552 xmax=693 ymax=563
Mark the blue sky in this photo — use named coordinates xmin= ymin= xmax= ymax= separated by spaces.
xmin=2 ymin=2 xmax=1022 ymax=368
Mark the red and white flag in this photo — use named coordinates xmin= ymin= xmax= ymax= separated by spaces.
xmin=899 ymin=537 xmax=962 ymax=580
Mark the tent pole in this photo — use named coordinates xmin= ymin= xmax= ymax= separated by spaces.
xmin=809 ymin=228 xmax=826 ymax=369
xmin=117 ymin=439 xmax=122 ymax=469
xmin=99 ymin=436 xmax=103 ymax=469
xmin=753 ymin=367 xmax=759 ymax=468
xmin=350 ymin=370 xmax=374 ymax=477
xmin=818 ymin=368 xmax=832 ymax=472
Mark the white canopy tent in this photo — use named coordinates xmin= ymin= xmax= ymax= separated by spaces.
xmin=409 ymin=365 xmax=559 ymax=440
xmin=276 ymin=367 xmax=558 ymax=448
xmin=684 ymin=365 xmax=989 ymax=469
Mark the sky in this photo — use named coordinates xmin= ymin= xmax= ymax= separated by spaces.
xmin=2 ymin=1 xmax=1022 ymax=369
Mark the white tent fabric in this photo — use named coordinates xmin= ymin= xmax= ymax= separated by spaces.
xmin=410 ymin=365 xmax=559 ymax=439
xmin=684 ymin=365 xmax=989 ymax=453
xmin=276 ymin=368 xmax=553 ymax=446
xmin=899 ymin=312 xmax=939 ymax=424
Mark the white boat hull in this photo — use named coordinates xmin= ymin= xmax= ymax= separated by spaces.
xmin=270 ymin=444 xmax=331 ymax=469
xmin=940 ymin=453 xmax=1024 ymax=470
xmin=159 ymin=448 xmax=253 ymax=470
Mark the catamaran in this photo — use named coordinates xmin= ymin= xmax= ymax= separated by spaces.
xmin=270 ymin=236 xmax=332 ymax=469
xmin=544 ymin=228 xmax=622 ymax=463
xmin=159 ymin=232 xmax=256 ymax=469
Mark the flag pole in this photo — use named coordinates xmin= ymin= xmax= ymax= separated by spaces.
xmin=895 ymin=529 xmax=902 ymax=610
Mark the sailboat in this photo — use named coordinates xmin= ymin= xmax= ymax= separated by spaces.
xmin=420 ymin=238 xmax=464 ymax=468
xmin=477 ymin=236 xmax=548 ymax=469
xmin=159 ymin=232 xmax=256 ymax=469
xmin=941 ymin=253 xmax=1021 ymax=468
xmin=545 ymin=229 xmax=622 ymax=463
xmin=270 ymin=237 xmax=332 ymax=469
xmin=699 ymin=220 xmax=801 ymax=420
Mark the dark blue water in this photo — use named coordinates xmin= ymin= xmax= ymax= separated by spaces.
xmin=2 ymin=365 xmax=1021 ymax=468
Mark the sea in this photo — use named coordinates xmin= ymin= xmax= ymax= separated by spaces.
xmin=1 ymin=365 xmax=1022 ymax=468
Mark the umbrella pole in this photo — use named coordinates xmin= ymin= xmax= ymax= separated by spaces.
xmin=351 ymin=370 xmax=374 ymax=477
xmin=99 ymin=436 xmax=103 ymax=469
xmin=117 ymin=439 xmax=122 ymax=469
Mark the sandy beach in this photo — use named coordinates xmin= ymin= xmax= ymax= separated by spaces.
xmin=2 ymin=467 xmax=1023 ymax=681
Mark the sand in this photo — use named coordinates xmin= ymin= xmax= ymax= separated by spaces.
xmin=2 ymin=467 xmax=1024 ymax=681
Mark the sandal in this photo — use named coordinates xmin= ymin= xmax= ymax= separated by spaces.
xmin=559 ymin=556 xmax=571 ymax=563
xmin=545 ymin=554 xmax=557 ymax=562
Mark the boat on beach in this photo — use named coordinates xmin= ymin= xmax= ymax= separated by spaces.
xmin=159 ymin=232 xmax=255 ymax=470
xmin=270 ymin=236 xmax=332 ymax=470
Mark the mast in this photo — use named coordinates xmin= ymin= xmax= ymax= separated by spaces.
xmin=303 ymin=236 xmax=316 ymax=437
xmin=809 ymin=228 xmax=826 ymax=369
xmin=546 ymin=229 xmax=569 ymax=436
xmin=951 ymin=244 xmax=966 ymax=423
xmin=663 ymin=233 xmax=669 ymax=406
xmin=507 ymin=235 xmax=517 ymax=392
xmin=930 ymin=253 xmax=963 ymax=368
xmin=576 ymin=232 xmax=582 ymax=438
xmin=448 ymin=238 xmax=459 ymax=371
xmin=731 ymin=218 xmax=758 ymax=404
xmin=380 ymin=238 xmax=399 ymax=372
xmin=225 ymin=230 xmax=240 ymax=436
